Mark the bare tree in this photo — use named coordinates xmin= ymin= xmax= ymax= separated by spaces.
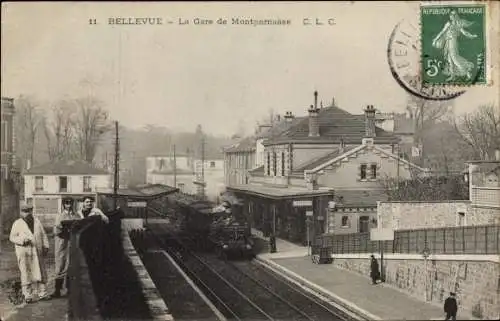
xmin=406 ymin=95 xmax=453 ymax=167
xmin=73 ymin=97 xmax=112 ymax=163
xmin=15 ymin=95 xmax=44 ymax=169
xmin=453 ymin=104 xmax=500 ymax=160
xmin=43 ymin=100 xmax=77 ymax=161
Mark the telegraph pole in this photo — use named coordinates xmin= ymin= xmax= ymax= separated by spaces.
xmin=113 ymin=121 xmax=120 ymax=210
xmin=173 ymin=144 xmax=177 ymax=188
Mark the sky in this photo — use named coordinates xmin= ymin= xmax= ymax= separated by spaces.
xmin=2 ymin=2 xmax=499 ymax=137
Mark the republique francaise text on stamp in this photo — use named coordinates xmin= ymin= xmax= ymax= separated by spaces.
xmin=420 ymin=4 xmax=487 ymax=86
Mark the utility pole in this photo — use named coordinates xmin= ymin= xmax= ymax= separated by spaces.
xmin=173 ymin=144 xmax=177 ymax=188
xmin=113 ymin=121 xmax=120 ymax=210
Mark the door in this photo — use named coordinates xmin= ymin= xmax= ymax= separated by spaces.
xmin=359 ymin=216 xmax=370 ymax=233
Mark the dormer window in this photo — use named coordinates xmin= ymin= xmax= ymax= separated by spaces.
xmin=266 ymin=152 xmax=270 ymax=176
xmin=273 ymin=152 xmax=277 ymax=176
xmin=281 ymin=152 xmax=285 ymax=176
xmin=360 ymin=164 xmax=367 ymax=180
xmin=370 ymin=164 xmax=377 ymax=179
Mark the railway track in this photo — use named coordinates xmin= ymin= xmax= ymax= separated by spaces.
xmin=148 ymin=223 xmax=351 ymax=321
xmin=151 ymin=223 xmax=273 ymax=320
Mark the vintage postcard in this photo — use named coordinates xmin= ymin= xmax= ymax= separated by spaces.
xmin=1 ymin=2 xmax=499 ymax=321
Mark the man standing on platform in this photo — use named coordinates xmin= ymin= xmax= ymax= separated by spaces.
xmin=444 ymin=292 xmax=458 ymax=321
xmin=370 ymin=254 xmax=380 ymax=285
xmin=9 ymin=202 xmax=51 ymax=303
xmin=52 ymin=197 xmax=80 ymax=298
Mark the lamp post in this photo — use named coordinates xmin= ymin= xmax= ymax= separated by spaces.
xmin=422 ymin=246 xmax=431 ymax=301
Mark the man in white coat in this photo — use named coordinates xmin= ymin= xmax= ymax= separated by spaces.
xmin=9 ymin=202 xmax=50 ymax=303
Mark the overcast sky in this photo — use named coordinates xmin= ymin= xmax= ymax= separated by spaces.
xmin=2 ymin=2 xmax=499 ymax=137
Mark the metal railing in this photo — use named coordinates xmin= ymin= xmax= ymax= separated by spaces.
xmin=314 ymin=224 xmax=500 ymax=255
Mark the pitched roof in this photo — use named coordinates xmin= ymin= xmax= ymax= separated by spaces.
xmin=334 ymin=189 xmax=388 ymax=207
xmin=304 ymin=143 xmax=426 ymax=174
xmin=265 ymin=106 xmax=398 ymax=145
xmin=224 ymin=136 xmax=257 ymax=153
xmin=257 ymin=117 xmax=306 ymax=139
xmin=293 ymin=147 xmax=356 ymax=173
xmin=25 ymin=160 xmax=110 ymax=175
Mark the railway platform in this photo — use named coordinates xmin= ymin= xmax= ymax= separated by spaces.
xmin=254 ymin=233 xmax=479 ymax=321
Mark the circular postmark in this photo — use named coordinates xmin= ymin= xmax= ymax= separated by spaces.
xmin=387 ymin=19 xmax=467 ymax=101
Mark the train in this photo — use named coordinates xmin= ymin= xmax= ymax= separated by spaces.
xmin=168 ymin=193 xmax=255 ymax=260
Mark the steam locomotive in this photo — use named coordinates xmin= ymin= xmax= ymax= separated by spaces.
xmin=168 ymin=194 xmax=254 ymax=260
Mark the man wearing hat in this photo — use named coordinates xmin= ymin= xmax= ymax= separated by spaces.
xmin=444 ymin=292 xmax=458 ymax=320
xmin=52 ymin=197 xmax=80 ymax=298
xmin=9 ymin=202 xmax=50 ymax=303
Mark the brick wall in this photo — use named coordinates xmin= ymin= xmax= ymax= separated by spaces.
xmin=377 ymin=201 xmax=474 ymax=230
xmin=332 ymin=255 xmax=500 ymax=320
xmin=0 ymin=182 xmax=19 ymax=237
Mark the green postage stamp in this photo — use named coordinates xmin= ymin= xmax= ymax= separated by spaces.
xmin=420 ymin=4 xmax=487 ymax=86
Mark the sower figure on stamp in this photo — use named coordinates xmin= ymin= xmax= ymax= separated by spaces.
xmin=444 ymin=292 xmax=458 ymax=321
xmin=370 ymin=254 xmax=380 ymax=285
xmin=52 ymin=197 xmax=79 ymax=298
xmin=432 ymin=10 xmax=478 ymax=82
xmin=9 ymin=202 xmax=51 ymax=303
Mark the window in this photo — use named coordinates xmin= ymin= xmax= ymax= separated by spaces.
xmin=35 ymin=176 xmax=44 ymax=192
xmin=281 ymin=152 xmax=285 ymax=176
xmin=341 ymin=215 xmax=349 ymax=228
xmin=59 ymin=176 xmax=68 ymax=192
xmin=1 ymin=120 xmax=7 ymax=152
xmin=370 ymin=164 xmax=377 ymax=179
xmin=83 ymin=176 xmax=92 ymax=192
xmin=360 ymin=164 xmax=367 ymax=179
xmin=359 ymin=216 xmax=370 ymax=233
xmin=457 ymin=211 xmax=466 ymax=226
xmin=0 ymin=166 xmax=7 ymax=180
xmin=210 ymin=161 xmax=216 ymax=168
xmin=272 ymin=152 xmax=277 ymax=176
xmin=266 ymin=152 xmax=270 ymax=175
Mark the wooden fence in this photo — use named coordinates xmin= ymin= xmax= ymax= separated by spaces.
xmin=314 ymin=224 xmax=500 ymax=255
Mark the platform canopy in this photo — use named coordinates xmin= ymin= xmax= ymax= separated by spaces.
xmin=96 ymin=184 xmax=179 ymax=200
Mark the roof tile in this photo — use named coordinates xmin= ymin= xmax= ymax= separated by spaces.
xmin=25 ymin=160 xmax=110 ymax=175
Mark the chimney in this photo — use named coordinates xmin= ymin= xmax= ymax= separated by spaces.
xmin=364 ymin=105 xmax=376 ymax=138
xmin=314 ymin=91 xmax=318 ymax=110
xmin=308 ymin=104 xmax=320 ymax=137
xmin=284 ymin=111 xmax=295 ymax=122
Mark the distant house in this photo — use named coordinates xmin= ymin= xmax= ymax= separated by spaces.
xmin=24 ymin=160 xmax=112 ymax=226
xmin=146 ymin=153 xmax=225 ymax=201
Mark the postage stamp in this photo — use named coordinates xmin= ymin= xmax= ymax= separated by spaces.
xmin=420 ymin=4 xmax=487 ymax=86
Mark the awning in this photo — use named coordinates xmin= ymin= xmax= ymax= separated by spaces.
xmin=226 ymin=184 xmax=334 ymax=200
xmin=96 ymin=184 xmax=179 ymax=200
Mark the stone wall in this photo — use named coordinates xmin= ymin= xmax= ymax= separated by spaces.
xmin=377 ymin=201 xmax=474 ymax=230
xmin=470 ymin=206 xmax=500 ymax=225
xmin=332 ymin=254 xmax=500 ymax=320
